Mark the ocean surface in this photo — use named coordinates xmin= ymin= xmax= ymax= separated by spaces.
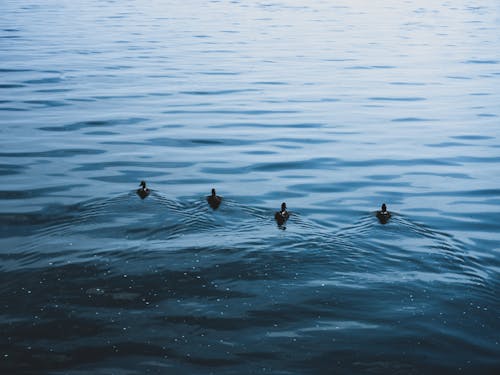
xmin=1 ymin=1 xmax=499 ymax=374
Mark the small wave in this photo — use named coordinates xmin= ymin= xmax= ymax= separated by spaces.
xmin=391 ymin=117 xmax=434 ymax=122
xmin=180 ymin=89 xmax=258 ymax=96
xmin=0 ymin=149 xmax=105 ymax=158
xmin=23 ymin=99 xmax=67 ymax=107
xmin=0 ymin=84 xmax=25 ymax=89
xmin=368 ymin=96 xmax=426 ymax=102
xmin=23 ymin=77 xmax=63 ymax=85
xmin=39 ymin=117 xmax=148 ymax=132
xmin=0 ymin=68 xmax=33 ymax=73
xmin=464 ymin=59 xmax=498 ymax=65
xmin=0 ymin=163 xmax=26 ymax=176
xmin=162 ymin=109 xmax=298 ymax=115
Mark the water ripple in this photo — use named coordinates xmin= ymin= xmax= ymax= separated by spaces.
xmin=0 ymin=149 xmax=105 ymax=158
xmin=39 ymin=117 xmax=148 ymax=132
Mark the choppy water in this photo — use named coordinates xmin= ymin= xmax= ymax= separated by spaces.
xmin=1 ymin=1 xmax=499 ymax=374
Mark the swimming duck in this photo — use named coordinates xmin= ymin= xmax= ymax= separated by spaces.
xmin=275 ymin=202 xmax=290 ymax=226
xmin=136 ymin=180 xmax=150 ymax=199
xmin=376 ymin=203 xmax=391 ymax=224
xmin=207 ymin=188 xmax=222 ymax=209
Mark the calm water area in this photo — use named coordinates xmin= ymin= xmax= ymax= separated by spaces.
xmin=1 ymin=0 xmax=499 ymax=374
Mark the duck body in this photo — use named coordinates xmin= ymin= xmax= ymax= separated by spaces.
xmin=275 ymin=202 xmax=290 ymax=227
xmin=207 ymin=188 xmax=222 ymax=210
xmin=376 ymin=203 xmax=391 ymax=224
xmin=136 ymin=180 xmax=150 ymax=199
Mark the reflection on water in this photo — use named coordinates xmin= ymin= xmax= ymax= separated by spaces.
xmin=1 ymin=0 xmax=499 ymax=373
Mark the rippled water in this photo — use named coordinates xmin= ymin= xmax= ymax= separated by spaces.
xmin=1 ymin=1 xmax=499 ymax=373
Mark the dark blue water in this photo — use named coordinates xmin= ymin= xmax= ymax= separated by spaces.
xmin=1 ymin=1 xmax=499 ymax=373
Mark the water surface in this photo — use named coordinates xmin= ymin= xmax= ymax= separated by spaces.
xmin=1 ymin=1 xmax=499 ymax=374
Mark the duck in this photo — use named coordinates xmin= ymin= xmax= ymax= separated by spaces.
xmin=275 ymin=202 xmax=290 ymax=226
xmin=376 ymin=203 xmax=391 ymax=224
xmin=207 ymin=188 xmax=222 ymax=209
xmin=136 ymin=180 xmax=150 ymax=199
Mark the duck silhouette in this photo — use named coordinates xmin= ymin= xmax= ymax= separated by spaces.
xmin=275 ymin=202 xmax=290 ymax=227
xmin=376 ymin=203 xmax=391 ymax=224
xmin=136 ymin=180 xmax=150 ymax=199
xmin=207 ymin=188 xmax=222 ymax=210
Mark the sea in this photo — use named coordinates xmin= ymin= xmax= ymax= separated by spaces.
xmin=1 ymin=1 xmax=499 ymax=374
